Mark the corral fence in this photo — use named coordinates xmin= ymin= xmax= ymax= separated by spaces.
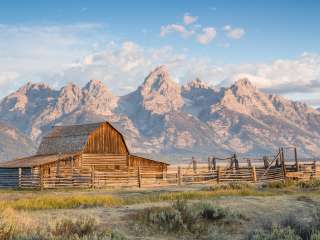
xmin=0 ymin=147 xmax=319 ymax=189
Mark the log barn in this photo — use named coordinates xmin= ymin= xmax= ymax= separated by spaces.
xmin=0 ymin=122 xmax=169 ymax=189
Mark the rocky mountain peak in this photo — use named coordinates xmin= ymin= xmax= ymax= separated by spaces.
xmin=231 ymin=78 xmax=256 ymax=95
xmin=182 ymin=78 xmax=209 ymax=91
xmin=16 ymin=82 xmax=52 ymax=96
xmin=141 ymin=65 xmax=175 ymax=92
xmin=81 ymin=79 xmax=118 ymax=115
xmin=138 ymin=65 xmax=184 ymax=114
xmin=55 ymin=82 xmax=82 ymax=114
xmin=82 ymin=79 xmax=113 ymax=97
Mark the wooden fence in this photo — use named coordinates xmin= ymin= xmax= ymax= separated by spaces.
xmin=0 ymin=161 xmax=319 ymax=190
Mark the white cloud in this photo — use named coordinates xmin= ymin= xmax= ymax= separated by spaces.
xmin=0 ymin=23 xmax=107 ymax=96
xmin=224 ymin=25 xmax=245 ymax=39
xmin=160 ymin=14 xmax=217 ymax=45
xmin=0 ymin=23 xmax=319 ymax=105
xmin=183 ymin=13 xmax=198 ymax=25
xmin=160 ymin=24 xmax=194 ymax=38
xmin=196 ymin=27 xmax=216 ymax=44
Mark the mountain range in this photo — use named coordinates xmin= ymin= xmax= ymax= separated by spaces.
xmin=1 ymin=65 xmax=320 ymax=162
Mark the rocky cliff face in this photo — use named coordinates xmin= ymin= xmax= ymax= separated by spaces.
xmin=0 ymin=122 xmax=36 ymax=161
xmin=1 ymin=66 xmax=320 ymax=161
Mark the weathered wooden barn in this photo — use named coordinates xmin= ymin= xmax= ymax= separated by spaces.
xmin=0 ymin=122 xmax=169 ymax=189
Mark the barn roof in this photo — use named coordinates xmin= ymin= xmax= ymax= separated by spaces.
xmin=0 ymin=153 xmax=76 ymax=168
xmin=37 ymin=122 xmax=129 ymax=155
xmin=0 ymin=121 xmax=169 ymax=168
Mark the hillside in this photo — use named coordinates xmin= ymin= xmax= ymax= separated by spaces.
xmin=0 ymin=122 xmax=36 ymax=161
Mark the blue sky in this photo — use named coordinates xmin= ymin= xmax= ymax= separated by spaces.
xmin=0 ymin=0 xmax=320 ymax=104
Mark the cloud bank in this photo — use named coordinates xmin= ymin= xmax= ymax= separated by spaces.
xmin=0 ymin=23 xmax=319 ymax=106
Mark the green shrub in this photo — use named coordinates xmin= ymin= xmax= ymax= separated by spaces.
xmin=298 ymin=179 xmax=320 ymax=189
xmin=262 ymin=180 xmax=295 ymax=189
xmin=199 ymin=202 xmax=227 ymax=221
xmin=136 ymin=200 xmax=244 ymax=236
xmin=311 ymin=231 xmax=320 ymax=240
xmin=280 ymin=214 xmax=312 ymax=240
xmin=146 ymin=206 xmax=185 ymax=232
xmin=248 ymin=226 xmax=302 ymax=240
xmin=52 ymin=216 xmax=99 ymax=238
xmin=110 ymin=230 xmax=128 ymax=240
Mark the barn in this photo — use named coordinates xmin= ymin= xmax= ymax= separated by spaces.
xmin=0 ymin=122 xmax=169 ymax=189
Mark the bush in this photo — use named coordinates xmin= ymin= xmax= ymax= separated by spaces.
xmin=136 ymin=200 xmax=244 ymax=237
xmin=298 ymin=179 xmax=320 ymax=189
xmin=311 ymin=232 xmax=320 ymax=240
xmin=52 ymin=216 xmax=99 ymax=238
xmin=248 ymin=226 xmax=302 ymax=240
xmin=280 ymin=214 xmax=312 ymax=240
xmin=261 ymin=180 xmax=295 ymax=189
xmin=145 ymin=206 xmax=185 ymax=232
xmin=0 ymin=209 xmax=116 ymax=240
xmin=247 ymin=206 xmax=320 ymax=240
xmin=199 ymin=202 xmax=227 ymax=221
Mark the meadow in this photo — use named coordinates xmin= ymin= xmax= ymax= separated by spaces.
xmin=1 ymin=180 xmax=320 ymax=239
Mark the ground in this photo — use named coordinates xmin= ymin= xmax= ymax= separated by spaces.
xmin=1 ymin=182 xmax=320 ymax=239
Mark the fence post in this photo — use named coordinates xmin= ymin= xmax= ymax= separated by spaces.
xmin=39 ymin=166 xmax=43 ymax=190
xmin=252 ymin=166 xmax=257 ymax=183
xmin=234 ymin=154 xmax=239 ymax=169
xmin=247 ymin=159 xmax=252 ymax=168
xmin=217 ymin=166 xmax=220 ymax=184
xmin=91 ymin=166 xmax=95 ymax=189
xmin=208 ymin=157 xmax=211 ymax=171
xmin=192 ymin=157 xmax=197 ymax=173
xmin=71 ymin=156 xmax=74 ymax=186
xmin=178 ymin=166 xmax=182 ymax=186
xmin=313 ymin=161 xmax=317 ymax=178
xmin=138 ymin=166 xmax=142 ymax=188
xmin=263 ymin=156 xmax=268 ymax=169
xmin=18 ymin=167 xmax=22 ymax=189
xmin=294 ymin=148 xmax=299 ymax=172
xmin=212 ymin=158 xmax=216 ymax=170
xmin=281 ymin=148 xmax=286 ymax=179
xmin=162 ymin=166 xmax=167 ymax=180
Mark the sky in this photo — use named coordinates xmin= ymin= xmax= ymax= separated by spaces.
xmin=0 ymin=0 xmax=320 ymax=105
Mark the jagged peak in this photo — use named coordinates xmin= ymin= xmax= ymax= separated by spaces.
xmin=233 ymin=78 xmax=256 ymax=89
xmin=58 ymin=82 xmax=81 ymax=98
xmin=82 ymin=79 xmax=111 ymax=94
xmin=16 ymin=81 xmax=52 ymax=95
xmin=85 ymin=79 xmax=104 ymax=88
xmin=228 ymin=78 xmax=257 ymax=96
xmin=183 ymin=78 xmax=209 ymax=91
xmin=142 ymin=65 xmax=176 ymax=89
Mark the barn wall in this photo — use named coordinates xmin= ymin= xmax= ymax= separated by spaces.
xmin=42 ymin=156 xmax=84 ymax=177
xmin=81 ymin=154 xmax=128 ymax=171
xmin=83 ymin=123 xmax=128 ymax=154
xmin=129 ymin=155 xmax=167 ymax=173
xmin=0 ymin=167 xmax=35 ymax=188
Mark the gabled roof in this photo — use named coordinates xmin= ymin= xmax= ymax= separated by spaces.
xmin=0 ymin=153 xmax=76 ymax=168
xmin=37 ymin=122 xmax=128 ymax=155
xmin=0 ymin=121 xmax=169 ymax=168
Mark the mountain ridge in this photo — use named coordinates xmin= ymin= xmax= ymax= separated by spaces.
xmin=0 ymin=65 xmax=320 ymax=162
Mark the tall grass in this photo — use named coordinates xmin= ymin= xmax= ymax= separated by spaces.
xmin=0 ymin=207 xmax=127 ymax=240
xmin=0 ymin=186 xmax=275 ymax=211
xmin=4 ymin=179 xmax=320 ymax=211
xmin=0 ymin=195 xmax=124 ymax=210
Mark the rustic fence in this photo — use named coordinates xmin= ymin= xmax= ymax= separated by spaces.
xmin=0 ymin=161 xmax=319 ymax=190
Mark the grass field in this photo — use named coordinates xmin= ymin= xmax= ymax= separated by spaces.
xmin=1 ymin=180 xmax=320 ymax=239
